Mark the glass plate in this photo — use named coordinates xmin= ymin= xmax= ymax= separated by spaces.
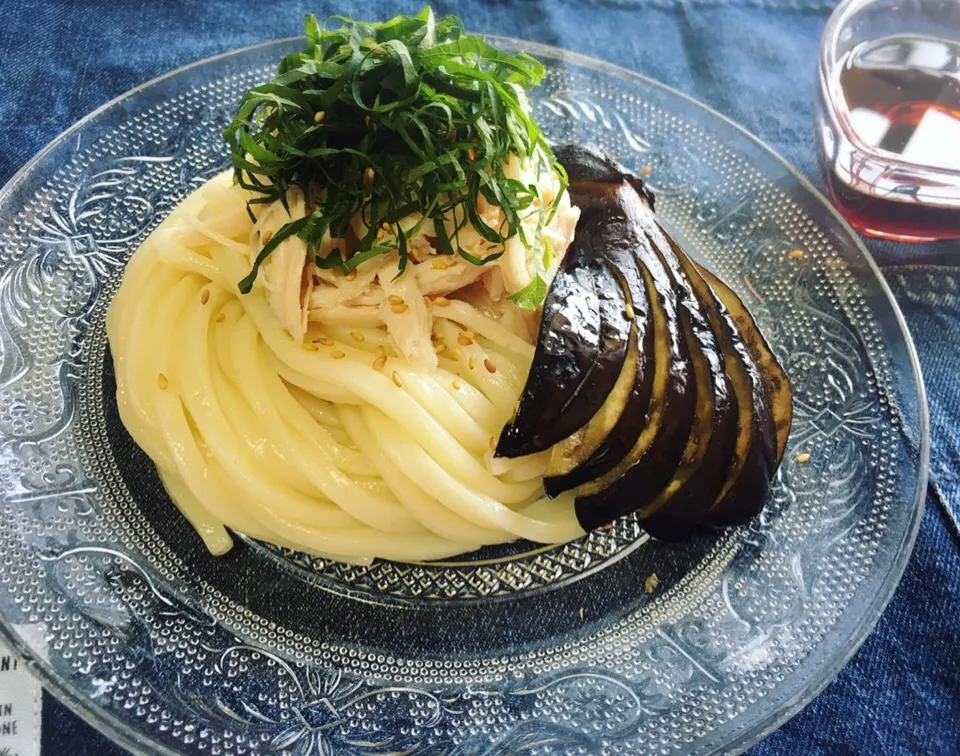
xmin=0 ymin=37 xmax=927 ymax=755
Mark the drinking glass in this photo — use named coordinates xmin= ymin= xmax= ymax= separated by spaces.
xmin=816 ymin=0 xmax=960 ymax=242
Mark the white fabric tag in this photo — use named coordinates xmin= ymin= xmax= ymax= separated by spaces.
xmin=0 ymin=626 xmax=43 ymax=756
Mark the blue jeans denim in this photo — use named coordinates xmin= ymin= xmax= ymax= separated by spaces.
xmin=2 ymin=0 xmax=957 ymax=753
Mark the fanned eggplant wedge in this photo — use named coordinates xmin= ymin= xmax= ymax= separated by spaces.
xmin=496 ymin=144 xmax=793 ymax=539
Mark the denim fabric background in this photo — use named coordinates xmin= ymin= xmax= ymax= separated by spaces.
xmin=1 ymin=0 xmax=958 ymax=753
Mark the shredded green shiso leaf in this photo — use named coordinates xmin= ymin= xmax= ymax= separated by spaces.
xmin=224 ymin=6 xmax=566 ymax=304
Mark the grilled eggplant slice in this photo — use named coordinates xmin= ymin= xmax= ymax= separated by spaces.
xmin=553 ymin=143 xmax=655 ymax=207
xmin=531 ymin=159 xmax=694 ymax=514
xmin=545 ymin=265 xmax=639 ymax=482
xmin=541 ymin=180 xmax=658 ymax=492
xmin=498 ymin=143 xmax=790 ymax=537
xmin=693 ymin=268 xmax=777 ymax=526
xmin=637 ymin=243 xmax=740 ymax=540
xmin=695 ymin=263 xmax=793 ymax=466
xmin=496 ymin=144 xmax=660 ymax=459
xmin=638 ymin=322 xmax=734 ymax=539
xmin=569 ymin=213 xmax=697 ymax=529
xmin=494 ymin=253 xmax=598 ymax=458
xmin=496 ymin=248 xmax=628 ymax=457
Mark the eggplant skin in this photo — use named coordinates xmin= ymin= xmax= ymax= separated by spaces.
xmin=571 ymin=207 xmax=698 ymax=531
xmin=496 ymin=251 xmax=605 ymax=458
xmin=499 ymin=143 xmax=791 ymax=537
xmin=696 ymin=263 xmax=793 ymax=467
xmin=699 ymin=274 xmax=778 ymax=527
xmin=497 ymin=151 xmax=645 ymax=459
xmin=637 ymin=242 xmax=740 ymax=541
xmin=553 ymin=143 xmax=656 ymax=210
xmin=542 ymin=188 xmax=657 ymax=493
xmin=543 ymin=261 xmax=640 ymax=489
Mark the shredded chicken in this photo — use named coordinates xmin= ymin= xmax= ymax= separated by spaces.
xmin=255 ymin=192 xmax=313 ymax=341
xmin=378 ymin=255 xmax=437 ymax=370
xmin=310 ymin=256 xmax=385 ymax=310
xmin=254 ymin=156 xmax=580 ymax=366
xmin=415 ymin=258 xmax=488 ymax=297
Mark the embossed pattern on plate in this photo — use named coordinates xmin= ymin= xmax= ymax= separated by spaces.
xmin=0 ymin=38 xmax=926 ymax=755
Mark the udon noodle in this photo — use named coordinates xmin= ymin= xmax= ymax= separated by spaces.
xmin=107 ymin=170 xmax=585 ymax=562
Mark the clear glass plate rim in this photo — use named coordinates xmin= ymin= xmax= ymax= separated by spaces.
xmin=0 ymin=35 xmax=930 ymax=756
